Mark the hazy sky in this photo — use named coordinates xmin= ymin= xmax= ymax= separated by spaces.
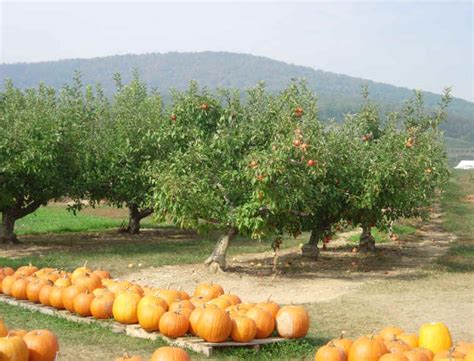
xmin=1 ymin=1 xmax=473 ymax=101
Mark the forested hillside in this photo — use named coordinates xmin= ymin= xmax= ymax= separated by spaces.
xmin=1 ymin=51 xmax=473 ymax=142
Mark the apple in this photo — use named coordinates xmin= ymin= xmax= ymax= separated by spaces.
xmin=293 ymin=139 xmax=301 ymax=147
xmin=200 ymin=103 xmax=209 ymax=110
xmin=307 ymin=159 xmax=316 ymax=167
xmin=170 ymin=114 xmax=177 ymax=121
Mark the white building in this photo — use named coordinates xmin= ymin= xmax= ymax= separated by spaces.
xmin=454 ymin=160 xmax=474 ymax=169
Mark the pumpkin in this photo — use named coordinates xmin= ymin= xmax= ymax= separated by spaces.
xmin=170 ymin=300 xmax=195 ymax=313
xmin=255 ymin=298 xmax=280 ymax=318
xmin=26 ymin=279 xmax=48 ymax=303
xmin=74 ymin=272 xmax=102 ymax=292
xmin=417 ymin=348 xmax=435 ymax=361
xmin=11 ymin=278 xmax=28 ymax=300
xmin=2 ymin=275 xmax=19 ymax=296
xmin=150 ymin=347 xmax=190 ymax=361
xmin=138 ymin=304 xmax=166 ymax=332
xmin=115 ymin=352 xmax=143 ymax=361
xmin=73 ymin=291 xmax=95 ymax=317
xmin=48 ymin=286 xmax=65 ymax=309
xmin=2 ymin=267 xmax=15 ymax=276
xmin=62 ymin=285 xmax=87 ymax=313
xmin=230 ymin=315 xmax=257 ymax=343
xmin=71 ymin=261 xmax=91 ymax=283
xmin=23 ymin=329 xmax=59 ymax=361
xmin=158 ymin=311 xmax=189 ymax=338
xmin=92 ymin=268 xmax=111 ymax=280
xmin=348 ymin=335 xmax=388 ymax=361
xmin=315 ymin=342 xmax=347 ymax=361
xmin=0 ymin=320 xmax=8 ymax=337
xmin=465 ymin=350 xmax=474 ymax=361
xmin=380 ymin=354 xmax=409 ymax=361
xmin=38 ymin=284 xmax=54 ymax=306
xmin=419 ymin=322 xmax=452 ymax=354
xmin=90 ymin=292 xmax=115 ymax=319
xmin=219 ymin=293 xmax=241 ymax=306
xmin=8 ymin=330 xmax=27 ymax=338
xmin=53 ymin=275 xmax=71 ymax=288
xmin=190 ymin=296 xmax=212 ymax=308
xmin=433 ymin=350 xmax=465 ymax=361
xmin=246 ymin=307 xmax=275 ymax=339
xmin=178 ymin=288 xmax=190 ymax=301
xmin=398 ymin=333 xmax=419 ymax=348
xmin=207 ymin=297 xmax=231 ymax=310
xmin=329 ymin=332 xmax=353 ymax=355
xmin=385 ymin=339 xmax=412 ymax=354
xmin=113 ymin=291 xmax=142 ymax=324
xmin=138 ymin=295 xmax=169 ymax=311
xmin=404 ymin=349 xmax=431 ymax=361
xmin=0 ymin=334 xmax=29 ymax=361
xmin=193 ymin=282 xmax=224 ymax=299
xmin=196 ymin=307 xmax=232 ymax=342
xmin=188 ymin=307 xmax=205 ymax=336
xmin=380 ymin=327 xmax=406 ymax=342
xmin=156 ymin=289 xmax=181 ymax=307
xmin=15 ymin=265 xmax=38 ymax=277
xmin=275 ymin=305 xmax=310 ymax=339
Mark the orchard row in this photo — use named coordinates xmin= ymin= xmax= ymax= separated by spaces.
xmin=0 ymin=76 xmax=450 ymax=269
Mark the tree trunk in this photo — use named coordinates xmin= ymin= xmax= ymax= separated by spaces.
xmin=124 ymin=203 xmax=153 ymax=234
xmin=301 ymin=227 xmax=321 ymax=260
xmin=359 ymin=224 xmax=376 ymax=251
xmin=0 ymin=212 xmax=18 ymax=244
xmin=204 ymin=228 xmax=237 ymax=273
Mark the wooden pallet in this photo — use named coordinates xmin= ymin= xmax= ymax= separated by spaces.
xmin=0 ymin=294 xmax=287 ymax=356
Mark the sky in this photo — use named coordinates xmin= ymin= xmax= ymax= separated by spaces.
xmin=1 ymin=1 xmax=473 ymax=101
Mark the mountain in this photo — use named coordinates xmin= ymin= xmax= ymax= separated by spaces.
xmin=1 ymin=51 xmax=473 ymax=142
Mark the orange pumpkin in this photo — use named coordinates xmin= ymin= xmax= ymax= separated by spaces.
xmin=74 ymin=292 xmax=95 ymax=317
xmin=329 ymin=332 xmax=353 ymax=355
xmin=398 ymin=333 xmax=419 ymax=348
xmin=188 ymin=307 xmax=205 ymax=336
xmin=158 ymin=311 xmax=189 ymax=338
xmin=0 ymin=334 xmax=29 ymax=361
xmin=255 ymin=298 xmax=280 ymax=318
xmin=92 ymin=268 xmax=111 ymax=280
xmin=2 ymin=267 xmax=15 ymax=276
xmin=455 ymin=342 xmax=474 ymax=355
xmin=38 ymin=284 xmax=54 ymax=306
xmin=379 ymin=327 xmax=405 ymax=342
xmin=386 ymin=339 xmax=412 ymax=354
xmin=62 ymin=285 xmax=87 ymax=313
xmin=315 ymin=342 xmax=347 ymax=361
xmin=150 ymin=347 xmax=190 ymax=361
xmin=26 ymin=279 xmax=48 ymax=303
xmin=196 ymin=307 xmax=232 ymax=342
xmin=23 ymin=329 xmax=59 ymax=361
xmin=275 ymin=305 xmax=310 ymax=339
xmin=156 ymin=289 xmax=181 ymax=307
xmin=138 ymin=295 xmax=169 ymax=312
xmin=246 ymin=307 xmax=275 ymax=339
xmin=348 ymin=335 xmax=388 ymax=361
xmin=10 ymin=278 xmax=28 ymax=300
xmin=193 ymin=282 xmax=224 ymax=299
xmin=137 ymin=304 xmax=166 ymax=332
xmin=15 ymin=265 xmax=38 ymax=277
xmin=48 ymin=286 xmax=65 ymax=309
xmin=404 ymin=349 xmax=430 ymax=361
xmin=71 ymin=261 xmax=91 ymax=283
xmin=169 ymin=300 xmax=195 ymax=313
xmin=90 ymin=292 xmax=115 ymax=319
xmin=419 ymin=322 xmax=452 ymax=354
xmin=2 ymin=275 xmax=19 ymax=296
xmin=113 ymin=291 xmax=142 ymax=324
xmin=74 ymin=272 xmax=102 ymax=292
xmin=231 ymin=316 xmax=257 ymax=343
xmin=219 ymin=293 xmax=241 ymax=306
xmin=418 ymin=348 xmax=435 ymax=361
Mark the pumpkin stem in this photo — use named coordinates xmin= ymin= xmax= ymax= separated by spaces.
xmin=83 ymin=261 xmax=88 ymax=269
xmin=340 ymin=331 xmax=346 ymax=339
xmin=267 ymin=294 xmax=272 ymax=302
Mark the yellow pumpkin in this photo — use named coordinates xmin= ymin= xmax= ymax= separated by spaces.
xmin=113 ymin=291 xmax=142 ymax=324
xmin=464 ymin=350 xmax=474 ymax=361
xmin=418 ymin=323 xmax=452 ymax=354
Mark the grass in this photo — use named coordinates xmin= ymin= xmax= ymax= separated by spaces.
xmin=347 ymin=224 xmax=417 ymax=244
xmin=437 ymin=169 xmax=474 ymax=272
xmin=0 ymin=301 xmax=323 ymax=360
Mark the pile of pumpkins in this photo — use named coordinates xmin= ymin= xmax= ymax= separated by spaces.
xmin=0 ymin=319 xmax=59 ymax=361
xmin=315 ymin=322 xmax=474 ymax=361
xmin=0 ymin=264 xmax=310 ymax=344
